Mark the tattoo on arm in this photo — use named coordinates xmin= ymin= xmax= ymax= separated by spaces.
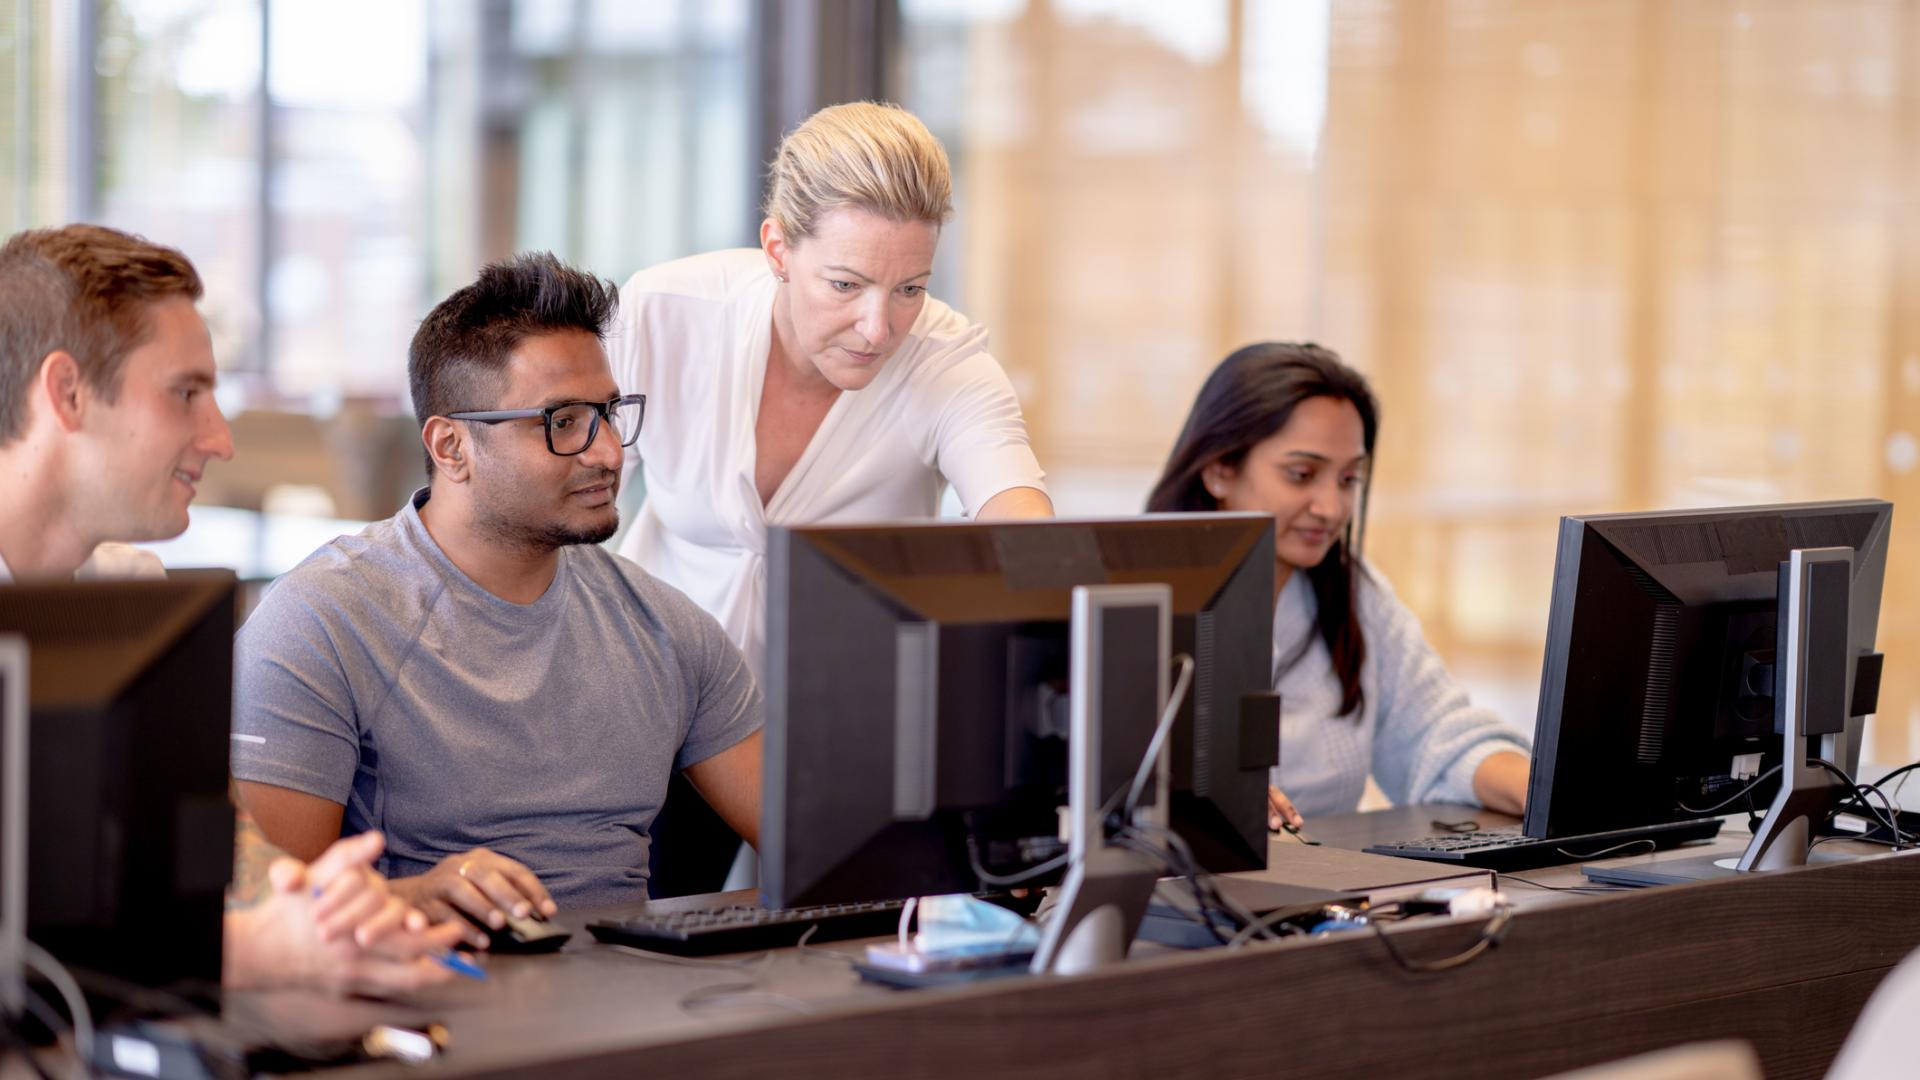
xmin=227 ymin=811 xmax=290 ymax=912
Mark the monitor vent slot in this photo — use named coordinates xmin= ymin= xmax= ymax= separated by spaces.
xmin=1627 ymin=565 xmax=1680 ymax=765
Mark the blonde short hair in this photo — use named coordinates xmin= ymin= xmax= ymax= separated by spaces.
xmin=763 ymin=102 xmax=953 ymax=242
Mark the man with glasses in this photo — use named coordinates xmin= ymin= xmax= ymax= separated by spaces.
xmin=231 ymin=253 xmax=761 ymax=939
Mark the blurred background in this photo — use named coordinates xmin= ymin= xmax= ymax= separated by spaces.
xmin=3 ymin=0 xmax=1916 ymax=766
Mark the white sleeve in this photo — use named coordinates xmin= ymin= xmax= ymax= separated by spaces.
xmin=1363 ymin=570 xmax=1532 ymax=807
xmin=914 ymin=330 xmax=1047 ymax=517
xmin=610 ymin=275 xmax=654 ymax=494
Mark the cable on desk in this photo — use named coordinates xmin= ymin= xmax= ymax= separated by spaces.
xmin=1821 ymin=799 xmax=1873 ymax=836
xmin=1221 ymin=906 xmax=1314 ymax=950
xmin=606 ymin=943 xmax=771 ymax=971
xmin=1553 ymin=838 xmax=1656 ymax=861
xmin=1119 ymin=654 xmax=1195 ymax=819
xmin=673 ymin=950 xmax=813 ymax=1016
xmin=1836 ymin=759 xmax=1920 ymax=839
xmin=1498 ymin=873 xmax=1630 ymax=894
xmin=793 ymin=923 xmax=858 ymax=967
xmin=1888 ymin=763 xmax=1918 ymax=808
xmin=1813 ymin=759 xmax=1909 ymax=847
xmin=973 ymin=654 xmax=1218 ymax=944
xmin=678 ymin=984 xmax=816 ymax=1016
xmin=1429 ymin=818 xmax=1479 ymax=834
xmin=1112 ymin=835 xmax=1244 ymax=946
xmin=1119 ymin=821 xmax=1275 ymax=946
xmin=22 ymin=942 xmax=91 ymax=1076
xmin=1807 ymin=830 xmax=1910 ymax=856
xmin=1676 ymin=765 xmax=1784 ymax=815
xmin=1109 ymin=832 xmax=1230 ymax=941
xmin=1369 ymin=902 xmax=1513 ymax=975
xmin=896 ymin=898 xmax=918 ymax=947
xmin=965 ymin=835 xmax=1070 ymax=889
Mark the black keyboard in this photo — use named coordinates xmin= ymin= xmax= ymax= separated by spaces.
xmin=1364 ymin=818 xmax=1723 ymax=872
xmin=587 ymin=899 xmax=910 ymax=956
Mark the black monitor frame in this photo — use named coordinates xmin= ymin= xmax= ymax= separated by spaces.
xmin=1524 ymin=499 xmax=1890 ymax=842
xmin=0 ymin=570 xmax=238 ymax=993
xmin=761 ymin=515 xmax=1279 ymax=908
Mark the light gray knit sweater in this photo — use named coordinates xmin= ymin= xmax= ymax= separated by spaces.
xmin=1271 ymin=560 xmax=1532 ymax=816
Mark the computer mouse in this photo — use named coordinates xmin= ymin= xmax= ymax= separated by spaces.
xmin=458 ymin=908 xmax=572 ymax=954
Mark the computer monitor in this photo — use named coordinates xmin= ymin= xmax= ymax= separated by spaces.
xmin=762 ymin=515 xmax=1279 ymax=908
xmin=1525 ymin=500 xmax=1890 ymax=854
xmin=0 ymin=571 xmax=238 ymax=992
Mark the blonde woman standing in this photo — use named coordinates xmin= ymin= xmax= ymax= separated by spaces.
xmin=611 ymin=102 xmax=1052 ymax=680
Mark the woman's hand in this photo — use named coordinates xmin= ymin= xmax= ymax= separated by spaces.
xmin=1267 ymin=785 xmax=1304 ymax=832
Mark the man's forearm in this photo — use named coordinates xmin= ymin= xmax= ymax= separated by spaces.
xmin=228 ymin=811 xmax=290 ymax=912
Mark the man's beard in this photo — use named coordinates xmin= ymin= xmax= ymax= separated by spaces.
xmin=472 ymin=471 xmax=620 ymax=552
xmin=529 ymin=515 xmax=619 ymax=548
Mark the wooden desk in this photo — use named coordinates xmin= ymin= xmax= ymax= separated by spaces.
xmin=221 ymin=809 xmax=1920 ymax=1079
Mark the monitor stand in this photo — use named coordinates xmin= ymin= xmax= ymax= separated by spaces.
xmin=1029 ymin=846 xmax=1160 ymax=974
xmin=0 ymin=636 xmax=23 ymax=1018
xmin=1030 ymin=585 xmax=1166 ymax=976
xmin=1587 ymin=547 xmax=1863 ymax=888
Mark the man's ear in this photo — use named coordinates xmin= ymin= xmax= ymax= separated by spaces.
xmin=38 ymin=351 xmax=88 ymax=433
xmin=421 ymin=417 xmax=472 ymax=482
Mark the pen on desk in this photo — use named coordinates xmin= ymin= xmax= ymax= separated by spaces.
xmin=436 ymin=952 xmax=488 ymax=980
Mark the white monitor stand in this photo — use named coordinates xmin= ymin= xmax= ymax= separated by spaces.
xmin=1030 ymin=585 xmax=1168 ymax=976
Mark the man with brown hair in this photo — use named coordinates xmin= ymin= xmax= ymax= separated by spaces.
xmin=0 ymin=223 xmax=466 ymax=995
xmin=0 ymin=224 xmax=229 ymax=579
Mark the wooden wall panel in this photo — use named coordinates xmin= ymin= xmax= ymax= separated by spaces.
xmin=915 ymin=0 xmax=1920 ymax=761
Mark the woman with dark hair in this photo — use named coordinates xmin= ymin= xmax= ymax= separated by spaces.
xmin=1148 ymin=343 xmax=1530 ymax=829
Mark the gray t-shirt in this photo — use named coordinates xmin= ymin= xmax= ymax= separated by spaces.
xmin=231 ymin=490 xmax=762 ymax=908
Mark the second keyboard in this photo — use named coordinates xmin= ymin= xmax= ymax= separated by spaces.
xmin=587 ymin=899 xmax=910 ymax=956
xmin=1364 ymin=818 xmax=1723 ymax=872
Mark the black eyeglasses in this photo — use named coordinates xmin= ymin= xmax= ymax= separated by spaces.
xmin=446 ymin=393 xmax=646 ymax=456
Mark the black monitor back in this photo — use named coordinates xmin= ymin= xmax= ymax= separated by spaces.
xmin=1525 ymin=500 xmax=1890 ymax=839
xmin=763 ymin=515 xmax=1277 ymax=907
xmin=0 ymin=570 xmax=237 ymax=989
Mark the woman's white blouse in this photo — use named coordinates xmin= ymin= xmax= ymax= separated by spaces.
xmin=608 ymin=248 xmax=1047 ymax=676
